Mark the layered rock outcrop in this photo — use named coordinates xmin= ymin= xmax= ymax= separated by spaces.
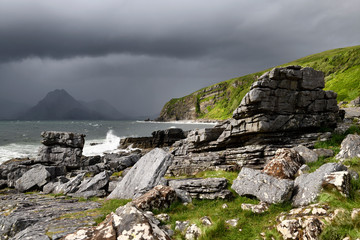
xmin=167 ymin=66 xmax=340 ymax=174
xmin=37 ymin=131 xmax=85 ymax=169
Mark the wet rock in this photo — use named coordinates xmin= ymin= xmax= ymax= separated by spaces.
xmin=336 ymin=134 xmax=360 ymax=160
xmin=323 ymin=171 xmax=351 ymax=197
xmin=263 ymin=148 xmax=304 ymax=179
xmin=292 ymin=163 xmax=347 ymax=206
xmin=232 ymin=167 xmax=294 ymax=204
xmin=168 ymin=178 xmax=232 ymax=200
xmin=107 ymin=148 xmax=173 ymax=199
xmin=132 ymin=185 xmax=176 ymax=211
xmin=185 ymin=224 xmax=201 ymax=240
xmin=292 ymin=145 xmax=318 ymax=163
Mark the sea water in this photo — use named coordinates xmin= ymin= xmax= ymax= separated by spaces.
xmin=0 ymin=120 xmax=215 ymax=164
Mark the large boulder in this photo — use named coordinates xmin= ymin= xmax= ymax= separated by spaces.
xmin=232 ymin=167 xmax=294 ymax=204
xmin=107 ymin=148 xmax=173 ymax=199
xmin=76 ymin=171 xmax=110 ymax=193
xmin=37 ymin=131 xmax=85 ymax=169
xmin=292 ymin=163 xmax=347 ymax=206
xmin=15 ymin=165 xmax=65 ymax=192
xmin=292 ymin=145 xmax=318 ymax=163
xmin=132 ymin=185 xmax=177 ymax=211
xmin=336 ymin=134 xmax=360 ymax=160
xmin=262 ymin=148 xmax=304 ymax=179
xmin=168 ymin=178 xmax=232 ymax=200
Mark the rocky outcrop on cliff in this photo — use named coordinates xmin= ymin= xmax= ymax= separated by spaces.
xmin=167 ymin=66 xmax=340 ymax=175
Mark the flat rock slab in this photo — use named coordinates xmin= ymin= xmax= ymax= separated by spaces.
xmin=292 ymin=163 xmax=347 ymax=207
xmin=231 ymin=167 xmax=294 ymax=204
xmin=0 ymin=190 xmax=101 ymax=240
xmin=107 ymin=148 xmax=173 ymax=199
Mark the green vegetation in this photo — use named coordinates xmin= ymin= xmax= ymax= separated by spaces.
xmin=160 ymin=45 xmax=360 ymax=120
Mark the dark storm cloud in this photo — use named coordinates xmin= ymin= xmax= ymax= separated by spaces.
xmin=0 ymin=0 xmax=359 ymax=116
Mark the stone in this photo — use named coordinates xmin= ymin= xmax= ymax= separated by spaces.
xmin=40 ymin=131 xmax=85 ymax=148
xmin=107 ymin=148 xmax=173 ymax=199
xmin=241 ymin=202 xmax=269 ymax=214
xmin=131 ymin=185 xmax=177 ymax=211
xmin=156 ymin=213 xmax=170 ymax=222
xmin=185 ymin=224 xmax=201 ymax=240
xmin=37 ymin=131 xmax=85 ymax=169
xmin=15 ymin=165 xmax=60 ymax=192
xmin=69 ymin=190 xmax=107 ymax=199
xmin=292 ymin=145 xmax=318 ymax=163
xmin=168 ymin=178 xmax=232 ymax=200
xmin=292 ymin=163 xmax=347 ymax=206
xmin=174 ymin=189 xmax=192 ymax=203
xmin=348 ymin=169 xmax=360 ymax=180
xmin=200 ymin=216 xmax=212 ymax=226
xmin=322 ymin=171 xmax=351 ymax=197
xmin=350 ymin=97 xmax=360 ymax=106
xmin=232 ymin=167 xmax=294 ymax=204
xmin=336 ymin=134 xmax=360 ymax=160
xmin=53 ymin=173 xmax=85 ymax=194
xmin=296 ymin=164 xmax=310 ymax=176
xmin=77 ymin=171 xmax=110 ymax=193
xmin=225 ymin=219 xmax=238 ymax=227
xmin=103 ymin=153 xmax=141 ymax=172
xmin=175 ymin=220 xmax=190 ymax=232
xmin=351 ymin=208 xmax=360 ymax=220
xmin=313 ymin=148 xmax=334 ymax=158
xmin=263 ymin=148 xmax=304 ymax=179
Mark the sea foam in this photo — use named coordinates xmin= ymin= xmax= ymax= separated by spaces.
xmin=82 ymin=130 xmax=122 ymax=156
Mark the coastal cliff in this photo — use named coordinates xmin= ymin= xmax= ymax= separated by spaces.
xmin=158 ymin=45 xmax=360 ymax=121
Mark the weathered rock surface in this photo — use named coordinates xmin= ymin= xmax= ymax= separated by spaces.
xmin=323 ymin=171 xmax=351 ymax=197
xmin=77 ymin=171 xmax=110 ymax=193
xmin=313 ymin=148 xmax=334 ymax=158
xmin=132 ymin=185 xmax=177 ymax=211
xmin=15 ymin=165 xmax=65 ymax=192
xmin=168 ymin=178 xmax=232 ymax=200
xmin=292 ymin=145 xmax=318 ymax=163
xmin=119 ymin=128 xmax=186 ymax=149
xmin=37 ymin=131 xmax=85 ymax=169
xmin=167 ymin=66 xmax=339 ymax=172
xmin=336 ymin=134 xmax=360 ymax=160
xmin=0 ymin=191 xmax=101 ymax=240
xmin=232 ymin=167 xmax=294 ymax=204
xmin=108 ymin=148 xmax=173 ymax=199
xmin=185 ymin=224 xmax=201 ymax=240
xmin=64 ymin=203 xmax=171 ymax=240
xmin=241 ymin=202 xmax=269 ymax=214
xmin=262 ymin=148 xmax=304 ymax=179
xmin=292 ymin=163 xmax=347 ymax=206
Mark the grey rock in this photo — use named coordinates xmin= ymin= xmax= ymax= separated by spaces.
xmin=37 ymin=145 xmax=83 ymax=168
xmin=11 ymin=225 xmax=50 ymax=240
xmin=103 ymin=153 xmax=141 ymax=172
xmin=69 ymin=190 xmax=107 ymax=199
xmin=175 ymin=189 xmax=192 ymax=203
xmin=348 ymin=169 xmax=359 ymax=180
xmin=175 ymin=221 xmax=190 ymax=232
xmin=232 ymin=167 xmax=294 ymax=204
xmin=40 ymin=131 xmax=85 ymax=148
xmin=15 ymin=165 xmax=59 ymax=192
xmin=77 ymin=171 xmax=110 ymax=193
xmin=53 ymin=173 xmax=84 ymax=194
xmin=350 ymin=97 xmax=360 ymax=106
xmin=200 ymin=216 xmax=212 ymax=226
xmin=313 ymin=148 xmax=334 ymax=158
xmin=156 ymin=213 xmax=170 ymax=222
xmin=296 ymin=164 xmax=310 ymax=176
xmin=168 ymin=178 xmax=232 ymax=200
xmin=241 ymin=202 xmax=269 ymax=214
xmin=336 ymin=134 xmax=360 ymax=160
xmin=292 ymin=145 xmax=318 ymax=163
xmin=225 ymin=219 xmax=238 ymax=227
xmin=292 ymin=163 xmax=347 ymax=206
xmin=107 ymin=148 xmax=173 ymax=199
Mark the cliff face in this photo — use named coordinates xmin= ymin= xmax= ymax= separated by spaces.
xmin=157 ymin=45 xmax=360 ymax=121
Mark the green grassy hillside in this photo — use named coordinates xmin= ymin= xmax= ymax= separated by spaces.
xmin=158 ymin=45 xmax=360 ymax=121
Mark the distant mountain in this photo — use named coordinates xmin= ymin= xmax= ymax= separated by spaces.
xmin=81 ymin=99 xmax=128 ymax=120
xmin=20 ymin=89 xmax=126 ymax=120
xmin=0 ymin=98 xmax=30 ymax=120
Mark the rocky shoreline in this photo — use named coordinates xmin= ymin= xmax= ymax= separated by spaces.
xmin=2 ymin=66 xmax=360 ymax=239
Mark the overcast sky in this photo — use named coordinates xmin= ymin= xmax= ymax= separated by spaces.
xmin=0 ymin=0 xmax=359 ymax=116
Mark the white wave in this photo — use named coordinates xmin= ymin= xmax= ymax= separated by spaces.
xmin=136 ymin=120 xmax=217 ymax=125
xmin=0 ymin=143 xmax=39 ymax=164
xmin=83 ymin=130 xmax=122 ymax=156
